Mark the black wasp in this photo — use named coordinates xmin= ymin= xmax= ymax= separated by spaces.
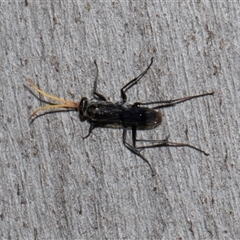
xmin=26 ymin=58 xmax=213 ymax=176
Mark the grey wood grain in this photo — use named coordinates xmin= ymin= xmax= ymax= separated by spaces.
xmin=1 ymin=1 xmax=239 ymax=239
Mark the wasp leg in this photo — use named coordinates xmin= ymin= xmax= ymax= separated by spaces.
xmin=82 ymin=124 xmax=95 ymax=139
xmin=134 ymin=92 xmax=214 ymax=109
xmin=92 ymin=60 xmax=107 ymax=101
xmin=120 ymin=57 xmax=154 ymax=104
xmin=122 ymin=127 xmax=156 ymax=176
xmin=132 ymin=126 xmax=137 ymax=147
xmin=136 ymin=136 xmax=209 ymax=156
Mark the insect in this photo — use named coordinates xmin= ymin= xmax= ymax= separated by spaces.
xmin=26 ymin=58 xmax=213 ymax=176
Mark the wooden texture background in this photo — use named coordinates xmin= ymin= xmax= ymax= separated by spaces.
xmin=1 ymin=1 xmax=239 ymax=239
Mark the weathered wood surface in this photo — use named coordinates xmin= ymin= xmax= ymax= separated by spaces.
xmin=1 ymin=1 xmax=239 ymax=239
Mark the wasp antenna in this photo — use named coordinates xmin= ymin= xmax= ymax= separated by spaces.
xmin=25 ymin=77 xmax=72 ymax=104
xmin=29 ymin=103 xmax=78 ymax=119
xmin=25 ymin=77 xmax=79 ymax=118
